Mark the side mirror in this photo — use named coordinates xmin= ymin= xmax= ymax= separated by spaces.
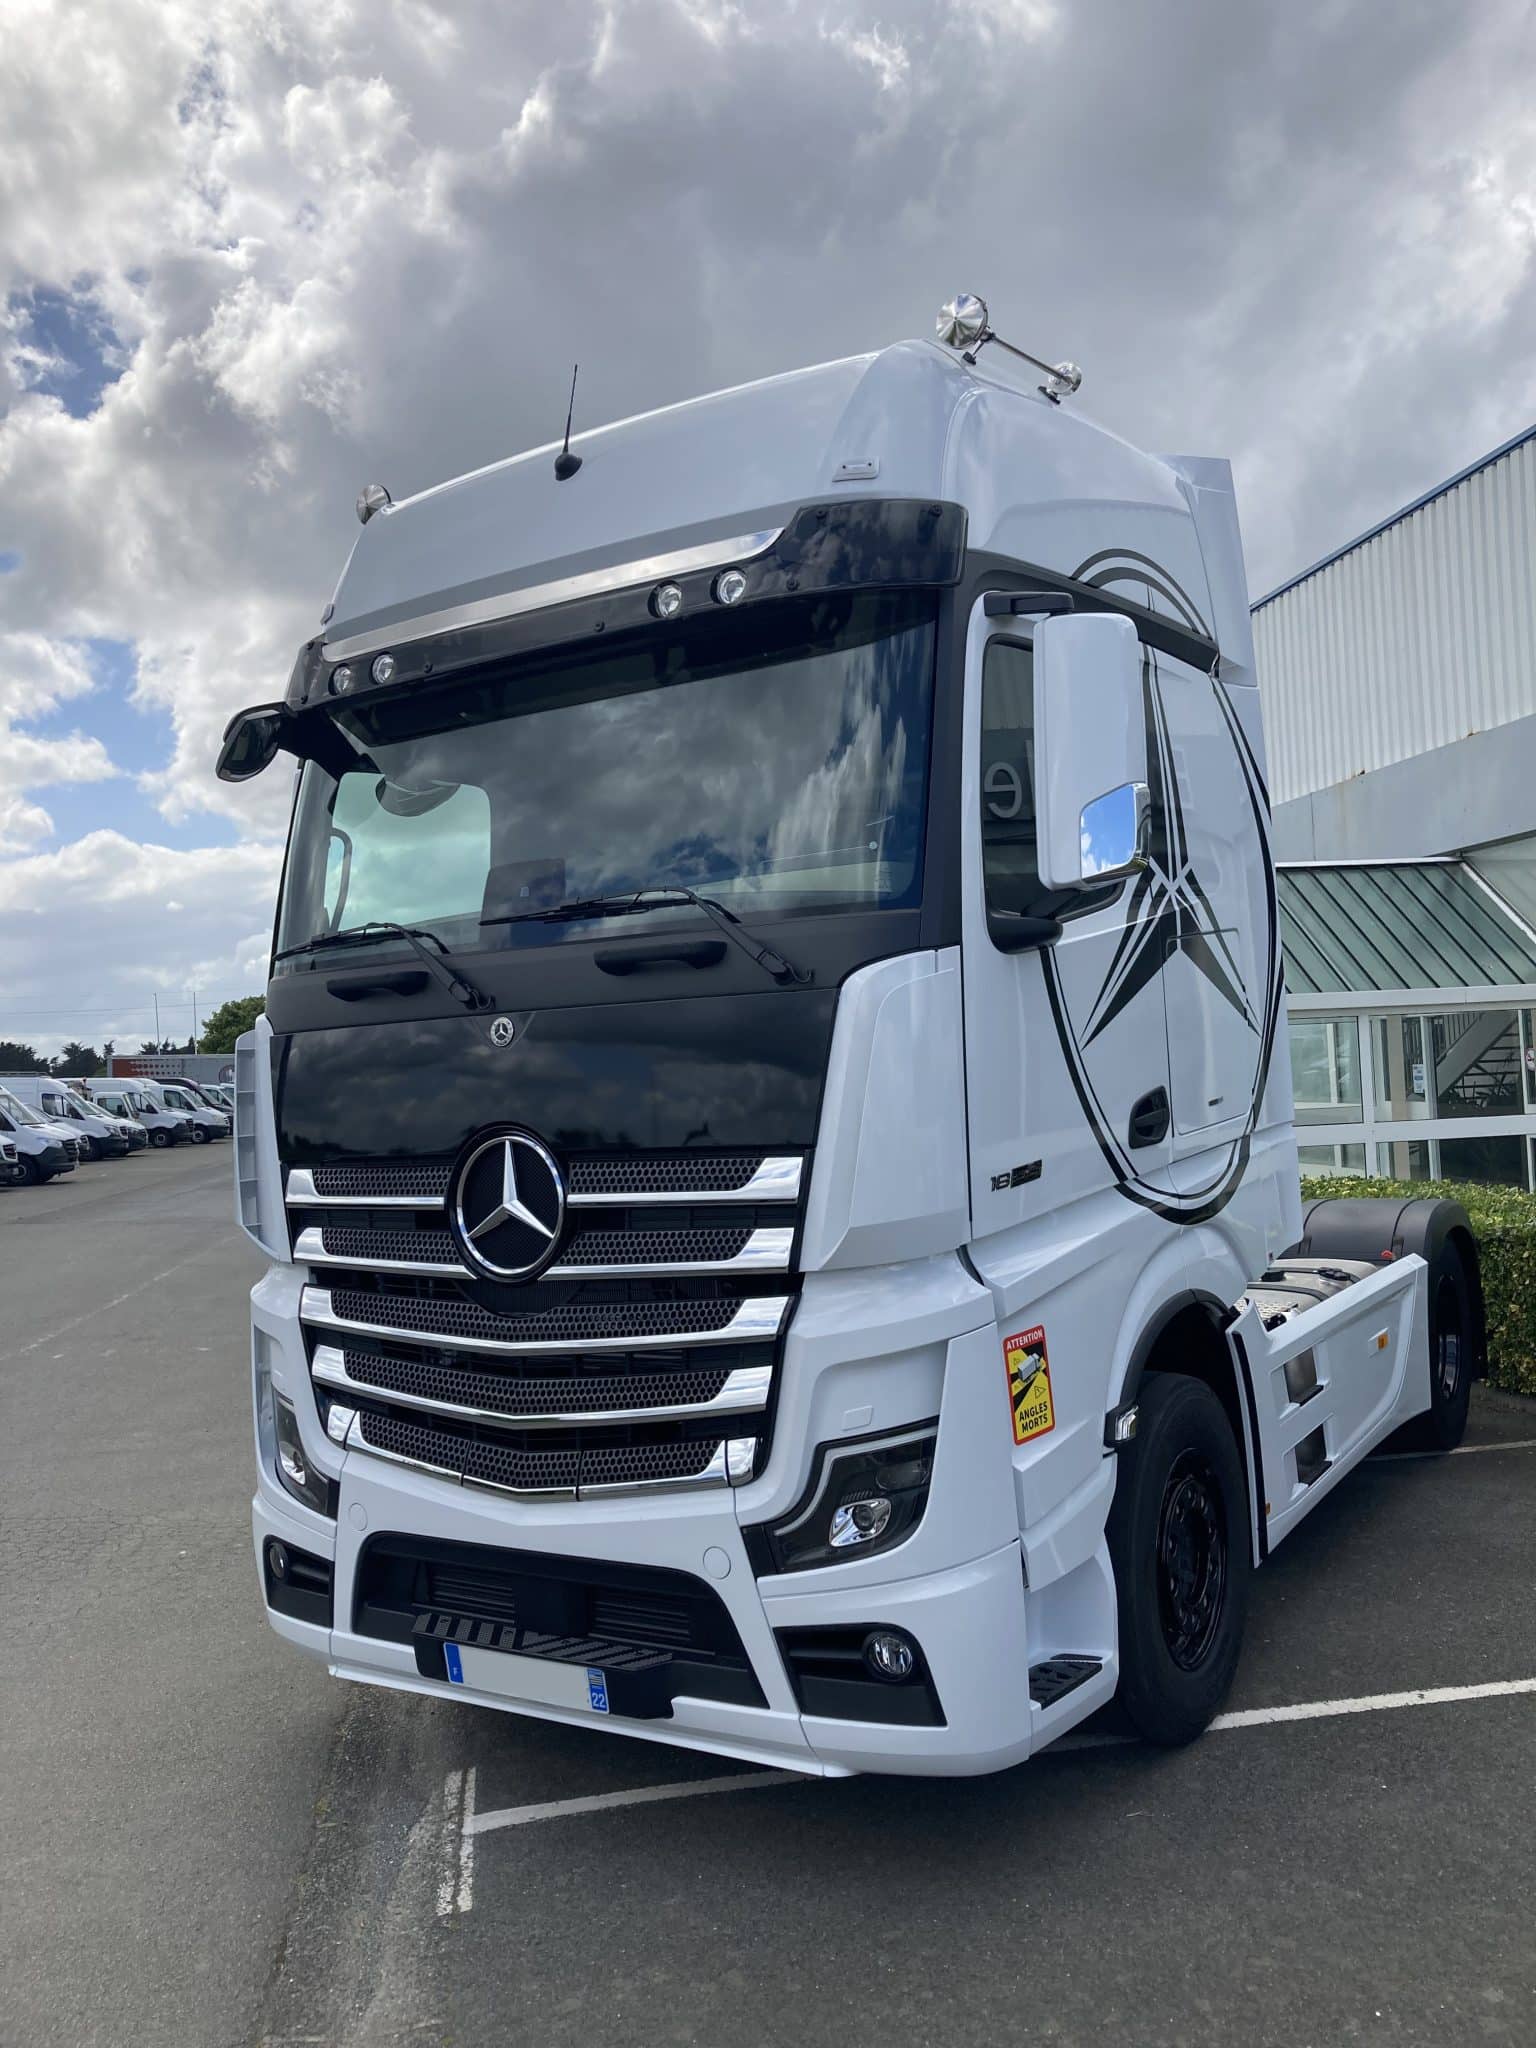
xmin=1080 ymin=779 xmax=1151 ymax=879
xmin=216 ymin=703 xmax=289 ymax=783
xmin=1033 ymin=613 xmax=1148 ymax=890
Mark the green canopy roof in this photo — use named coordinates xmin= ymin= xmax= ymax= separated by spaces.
xmin=1278 ymin=861 xmax=1536 ymax=996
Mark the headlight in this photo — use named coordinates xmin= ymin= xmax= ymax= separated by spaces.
xmin=274 ymin=1391 xmax=337 ymax=1517
xmin=754 ymin=1426 xmax=936 ymax=1573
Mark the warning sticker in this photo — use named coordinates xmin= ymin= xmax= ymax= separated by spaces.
xmin=1003 ymin=1324 xmax=1055 ymax=1445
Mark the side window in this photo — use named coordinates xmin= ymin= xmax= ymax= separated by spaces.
xmin=0 ymin=1111 xmax=12 ymax=1132
xmin=980 ymin=633 xmax=1147 ymax=937
xmin=980 ymin=638 xmax=1043 ymax=919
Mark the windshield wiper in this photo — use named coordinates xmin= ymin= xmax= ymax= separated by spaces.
xmin=485 ymin=888 xmax=812 ymax=987
xmin=273 ymin=922 xmax=494 ymax=1011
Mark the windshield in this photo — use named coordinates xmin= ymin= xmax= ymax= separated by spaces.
xmin=276 ymin=591 xmax=936 ymax=958
xmin=0 ymin=1091 xmax=45 ymax=1127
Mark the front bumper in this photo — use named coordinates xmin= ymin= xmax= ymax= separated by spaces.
xmin=249 ymin=1259 xmax=1112 ymax=1776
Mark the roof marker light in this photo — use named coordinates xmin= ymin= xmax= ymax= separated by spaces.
xmin=371 ymin=652 xmax=396 ymax=685
xmin=713 ymin=568 xmax=747 ymax=606
xmin=651 ymin=582 xmax=684 ymax=620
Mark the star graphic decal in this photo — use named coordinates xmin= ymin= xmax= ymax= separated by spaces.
xmin=1082 ymin=655 xmax=1258 ymax=1049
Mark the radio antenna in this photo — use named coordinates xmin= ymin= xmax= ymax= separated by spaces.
xmin=553 ymin=363 xmax=582 ymax=481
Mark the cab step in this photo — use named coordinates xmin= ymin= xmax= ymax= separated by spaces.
xmin=1028 ymin=1655 xmax=1103 ymax=1708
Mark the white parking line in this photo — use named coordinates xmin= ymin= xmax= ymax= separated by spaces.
xmin=449 ymin=1674 xmax=1536 ymax=1875
xmin=467 ymin=1769 xmax=800 ymax=1839
xmin=435 ymin=1765 xmax=477 ymax=1916
xmin=1210 ymin=1677 xmax=1536 ymax=1729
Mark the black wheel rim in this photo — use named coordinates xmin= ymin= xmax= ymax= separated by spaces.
xmin=1434 ymin=1273 xmax=1464 ymax=1404
xmin=1156 ymin=1451 xmax=1227 ymax=1671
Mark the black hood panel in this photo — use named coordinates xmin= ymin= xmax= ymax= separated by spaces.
xmin=274 ymin=989 xmax=837 ymax=1162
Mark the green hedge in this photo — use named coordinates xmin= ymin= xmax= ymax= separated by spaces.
xmin=1300 ymin=1174 xmax=1536 ymax=1396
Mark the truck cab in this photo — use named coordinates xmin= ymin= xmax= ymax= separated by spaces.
xmin=222 ymin=310 xmax=1481 ymax=1775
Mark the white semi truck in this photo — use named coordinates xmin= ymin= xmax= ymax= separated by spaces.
xmin=220 ymin=300 xmax=1483 ymax=1776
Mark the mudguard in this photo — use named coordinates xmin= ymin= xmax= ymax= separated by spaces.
xmin=1290 ymin=1196 xmax=1486 ymax=1380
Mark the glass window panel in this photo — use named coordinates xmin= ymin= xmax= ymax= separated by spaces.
xmin=1436 ymin=1133 xmax=1527 ymax=1188
xmin=1372 ymin=1015 xmax=1430 ymax=1121
xmin=1288 ymin=1015 xmax=1362 ymax=1125
xmin=1375 ymin=1140 xmax=1433 ymax=1180
xmin=1297 ymin=1143 xmax=1367 ymax=1176
xmin=1428 ymin=1010 xmax=1521 ymax=1119
xmin=1523 ymin=1011 xmax=1536 ymax=1112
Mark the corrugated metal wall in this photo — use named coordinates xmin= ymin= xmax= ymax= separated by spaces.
xmin=1252 ymin=430 xmax=1536 ymax=806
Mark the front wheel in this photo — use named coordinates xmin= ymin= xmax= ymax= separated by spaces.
xmin=77 ymin=1134 xmax=98 ymax=1162
xmin=15 ymin=1155 xmax=43 ymax=1185
xmin=149 ymin=1127 xmax=171 ymax=1149
xmin=189 ymin=1125 xmax=209 ymax=1145
xmin=1107 ymin=1372 xmax=1250 ymax=1746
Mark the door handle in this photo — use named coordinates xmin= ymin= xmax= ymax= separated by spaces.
xmin=1128 ymin=1085 xmax=1170 ymax=1149
xmin=594 ymin=939 xmax=727 ymax=976
xmin=326 ymin=969 xmax=430 ymax=1001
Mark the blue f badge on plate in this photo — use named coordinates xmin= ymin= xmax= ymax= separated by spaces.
xmin=445 ymin=1642 xmax=465 ymax=1684
xmin=586 ymin=1668 xmax=610 ymax=1713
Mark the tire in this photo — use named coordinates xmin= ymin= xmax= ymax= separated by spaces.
xmin=77 ymin=1134 xmax=98 ymax=1162
xmin=1397 ymin=1239 xmax=1474 ymax=1453
xmin=15 ymin=1155 xmax=43 ymax=1185
xmin=190 ymin=1125 xmax=209 ymax=1145
xmin=150 ymin=1127 xmax=171 ymax=1149
xmin=1107 ymin=1372 xmax=1250 ymax=1746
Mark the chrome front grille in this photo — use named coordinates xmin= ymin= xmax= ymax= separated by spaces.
xmin=291 ymin=1220 xmax=794 ymax=1279
xmin=287 ymin=1149 xmax=805 ymax=1498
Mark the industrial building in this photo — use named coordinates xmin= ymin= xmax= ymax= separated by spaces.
xmin=1254 ymin=425 xmax=1536 ymax=1188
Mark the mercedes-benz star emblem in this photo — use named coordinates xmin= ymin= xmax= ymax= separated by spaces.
xmin=451 ymin=1130 xmax=565 ymax=1280
xmin=488 ymin=1015 xmax=516 ymax=1047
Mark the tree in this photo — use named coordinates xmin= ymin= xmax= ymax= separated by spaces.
xmin=53 ymin=1042 xmax=103 ymax=1076
xmin=0 ymin=1040 xmax=47 ymax=1072
xmin=200 ymin=996 xmax=265 ymax=1055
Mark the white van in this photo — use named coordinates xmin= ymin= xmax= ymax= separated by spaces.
xmin=135 ymin=1078 xmax=230 ymax=1144
xmin=0 ymin=1095 xmax=76 ymax=1182
xmin=0 ymin=1075 xmax=140 ymax=1160
xmin=86 ymin=1082 xmax=191 ymax=1149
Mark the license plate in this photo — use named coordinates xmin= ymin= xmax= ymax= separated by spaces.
xmin=443 ymin=1640 xmax=609 ymax=1713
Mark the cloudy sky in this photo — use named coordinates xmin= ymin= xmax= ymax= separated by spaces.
xmin=2 ymin=0 xmax=1533 ymax=1056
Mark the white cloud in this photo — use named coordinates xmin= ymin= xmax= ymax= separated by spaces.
xmin=0 ymin=0 xmax=1533 ymax=1048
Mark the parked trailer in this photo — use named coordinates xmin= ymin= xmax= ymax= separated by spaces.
xmin=219 ymin=299 xmax=1484 ymax=1776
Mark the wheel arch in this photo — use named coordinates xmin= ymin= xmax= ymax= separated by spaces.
xmin=1112 ymin=1289 xmax=1261 ymax=1567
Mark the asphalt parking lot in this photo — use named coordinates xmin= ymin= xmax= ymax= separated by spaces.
xmin=3 ymin=1144 xmax=1534 ymax=2046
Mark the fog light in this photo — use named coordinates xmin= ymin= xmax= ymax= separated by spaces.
xmin=650 ymin=581 xmax=684 ymax=620
xmin=829 ymin=1495 xmax=892 ymax=1549
xmin=329 ymin=664 xmax=353 ymax=695
xmin=864 ymin=1630 xmax=916 ymax=1683
xmin=268 ymin=1539 xmax=290 ymax=1581
xmin=712 ymin=568 xmax=747 ymax=606
xmin=370 ymin=651 xmax=396 ymax=685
